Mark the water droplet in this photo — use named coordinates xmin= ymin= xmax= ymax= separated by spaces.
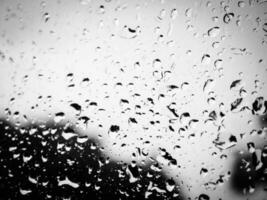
xmin=223 ymin=13 xmax=234 ymax=24
xmin=207 ymin=26 xmax=220 ymax=37
xmin=203 ymin=79 xmax=215 ymax=93
xmin=239 ymin=88 xmax=247 ymax=97
xmin=152 ymin=58 xmax=162 ymax=68
xmin=80 ymin=77 xmax=90 ymax=87
xmin=185 ymin=8 xmax=192 ymax=17
xmin=70 ymin=103 xmax=82 ymax=114
xmin=230 ymin=79 xmax=242 ymax=90
xmin=181 ymin=82 xmax=189 ymax=90
xmin=214 ymin=59 xmax=223 ymax=69
xmin=158 ymin=9 xmax=166 ymax=20
xmin=238 ymin=1 xmax=246 ymax=8
xmin=62 ymin=127 xmax=77 ymax=140
xmin=231 ymin=98 xmax=243 ymax=111
xmin=166 ymin=179 xmax=175 ymax=192
xmin=180 ymin=112 xmax=190 ymax=124
xmin=198 ymin=193 xmax=210 ymax=200
xmin=23 ymin=155 xmax=32 ymax=162
xmin=248 ymin=185 xmax=255 ymax=194
xmin=54 ymin=112 xmax=65 ymax=123
xmin=200 ymin=168 xmax=208 ymax=176
xmin=20 ymin=188 xmax=32 ymax=195
xmin=58 ymin=177 xmax=80 ymax=188
xmin=263 ymin=23 xmax=267 ymax=33
xmin=28 ymin=176 xmax=38 ymax=184
xmin=252 ymin=97 xmax=267 ymax=115
xmin=77 ymin=135 xmax=89 ymax=143
xmin=80 ymin=0 xmax=91 ymax=5
xmin=99 ymin=5 xmax=105 ymax=14
xmin=170 ymin=8 xmax=178 ymax=19
xmin=126 ymin=164 xmax=139 ymax=183
xmin=43 ymin=12 xmax=50 ymax=23
xmin=201 ymin=54 xmax=211 ymax=65
xmin=109 ymin=125 xmax=120 ymax=132
xmin=247 ymin=142 xmax=255 ymax=153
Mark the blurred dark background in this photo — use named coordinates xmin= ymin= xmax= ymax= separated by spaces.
xmin=0 ymin=119 xmax=183 ymax=200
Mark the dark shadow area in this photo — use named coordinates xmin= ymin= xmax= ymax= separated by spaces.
xmin=230 ymin=147 xmax=267 ymax=194
xmin=0 ymin=119 xmax=183 ymax=200
xmin=259 ymin=113 xmax=267 ymax=128
xmin=230 ymin=153 xmax=257 ymax=193
xmin=230 ymin=100 xmax=267 ymax=195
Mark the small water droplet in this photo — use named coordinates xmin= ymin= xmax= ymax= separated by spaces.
xmin=152 ymin=58 xmax=162 ymax=68
xmin=238 ymin=1 xmax=246 ymax=8
xmin=223 ymin=13 xmax=234 ymax=24
xmin=230 ymin=79 xmax=242 ymax=90
xmin=207 ymin=26 xmax=220 ymax=37
xmin=58 ymin=177 xmax=80 ymax=188
xmin=54 ymin=112 xmax=65 ymax=123
xmin=200 ymin=168 xmax=208 ymax=176
xmin=126 ymin=164 xmax=139 ymax=183
xmin=203 ymin=79 xmax=215 ymax=93
xmin=231 ymin=98 xmax=243 ymax=111
xmin=252 ymin=97 xmax=267 ymax=115
xmin=214 ymin=59 xmax=223 ymax=69
xmin=201 ymin=54 xmax=211 ymax=65
xmin=263 ymin=23 xmax=267 ymax=33
xmin=158 ymin=9 xmax=166 ymax=20
xmin=20 ymin=188 xmax=32 ymax=195
xmin=166 ymin=179 xmax=175 ymax=192
xmin=43 ymin=12 xmax=50 ymax=23
xmin=62 ymin=127 xmax=77 ymax=140
xmin=99 ymin=5 xmax=105 ymax=14
xmin=70 ymin=103 xmax=82 ymax=114
xmin=185 ymin=8 xmax=192 ymax=17
xmin=198 ymin=193 xmax=210 ymax=200
xmin=170 ymin=8 xmax=178 ymax=19
xmin=80 ymin=0 xmax=91 ymax=5
xmin=109 ymin=125 xmax=120 ymax=132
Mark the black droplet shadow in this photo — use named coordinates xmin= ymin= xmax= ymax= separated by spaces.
xmin=0 ymin=119 xmax=184 ymax=200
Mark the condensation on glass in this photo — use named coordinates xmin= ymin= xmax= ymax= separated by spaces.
xmin=0 ymin=0 xmax=267 ymax=199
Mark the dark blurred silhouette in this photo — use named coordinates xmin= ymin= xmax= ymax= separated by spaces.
xmin=230 ymin=113 xmax=267 ymax=194
xmin=1 ymin=114 xmax=267 ymax=199
xmin=0 ymin=119 xmax=183 ymax=200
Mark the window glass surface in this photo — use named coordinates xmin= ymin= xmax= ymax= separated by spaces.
xmin=0 ymin=0 xmax=267 ymax=199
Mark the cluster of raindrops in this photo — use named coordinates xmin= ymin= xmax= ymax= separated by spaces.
xmin=0 ymin=120 xmax=182 ymax=199
xmin=0 ymin=0 xmax=267 ymax=199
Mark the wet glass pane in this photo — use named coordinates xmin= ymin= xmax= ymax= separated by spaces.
xmin=0 ymin=0 xmax=267 ymax=199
